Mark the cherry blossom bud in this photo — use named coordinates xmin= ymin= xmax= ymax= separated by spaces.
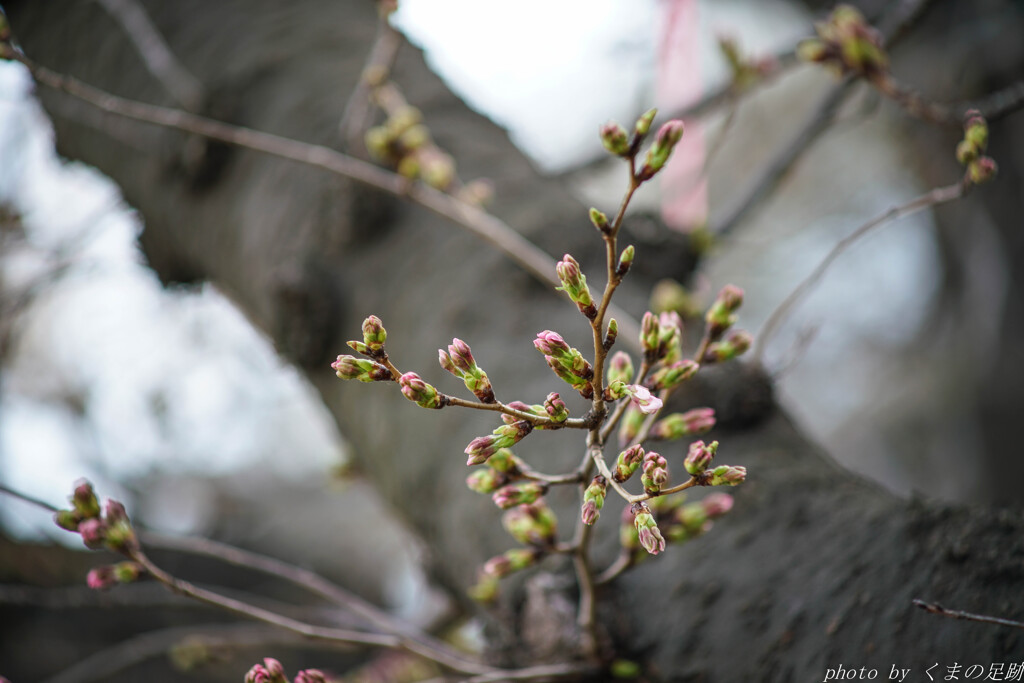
xmin=486 ymin=448 xmax=521 ymax=474
xmin=439 ymin=339 xmax=494 ymax=403
xmin=638 ymin=120 xmax=684 ymax=180
xmin=533 ymin=330 xmax=571 ymax=357
xmin=613 ymin=445 xmax=645 ymax=482
xmin=295 ymin=671 xmax=327 ymax=683
xmin=492 ymin=481 xmax=547 ymax=509
xmin=600 ymin=121 xmax=631 ymax=157
xmin=641 ymin=452 xmax=669 ymax=494
xmin=604 ymin=318 xmax=619 ymax=349
xmin=607 ymin=351 xmax=634 ymax=386
xmin=648 ymin=360 xmax=699 ymax=391
xmin=616 ymin=245 xmax=635 ymax=277
xmin=555 ymin=254 xmax=597 ymax=319
xmin=503 ymin=501 xmax=558 ymax=546
xmin=103 ymin=500 xmax=136 ymax=551
xmin=581 ymin=475 xmax=607 ymax=525
xmin=544 ymin=393 xmax=569 ymax=423
xmin=72 ymin=480 xmax=101 ymax=519
xmin=465 ymin=421 xmax=532 ymax=466
xmin=589 ymin=207 xmax=610 ymax=233
xmin=684 ymin=440 xmax=718 ymax=475
xmin=466 ymin=468 xmax=507 ymax=494
xmin=468 ymin=573 xmax=500 ymax=603
xmin=640 ymin=312 xmax=661 ymax=362
xmin=399 ymin=372 xmax=443 ymax=409
xmin=78 ymin=518 xmax=106 ymax=549
xmin=650 ymin=408 xmax=716 ymax=441
xmin=332 ymin=355 xmax=391 ymax=382
xmin=968 ymin=156 xmax=998 ymax=185
xmin=634 ymin=108 xmax=657 ymax=138
xmin=86 ymin=565 xmax=117 ymax=590
xmin=55 ymin=509 xmax=80 ymax=532
xmin=705 ymin=285 xmax=744 ymax=338
xmin=361 ymin=315 xmax=387 ymax=353
xmin=633 ymin=503 xmax=666 ymax=555
xmin=702 ymin=492 xmax=734 ymax=518
xmin=703 ymin=330 xmax=753 ymax=364
xmin=708 ymin=464 xmax=747 ymax=486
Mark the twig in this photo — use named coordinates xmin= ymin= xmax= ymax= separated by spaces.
xmin=339 ymin=6 xmax=402 ymax=150
xmin=872 ymin=74 xmax=1024 ymax=126
xmin=593 ymin=551 xmax=632 ymax=587
xmin=41 ymin=623 xmax=293 ymax=683
xmin=753 ymin=181 xmax=966 ymax=363
xmin=0 ymin=483 xmax=59 ymax=512
xmin=8 ymin=52 xmax=642 ymax=351
xmin=711 ymin=79 xmax=853 ymax=237
xmin=444 ymin=396 xmax=588 ymax=429
xmin=913 ymin=599 xmax=1024 ymax=631
xmin=92 ymin=0 xmax=203 ymax=111
xmin=711 ymin=0 xmax=939 ymax=237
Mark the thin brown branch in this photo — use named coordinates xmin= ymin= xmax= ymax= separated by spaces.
xmin=9 ymin=52 xmax=642 ymax=351
xmin=41 ymin=622 xmax=294 ymax=683
xmin=913 ymin=599 xmax=1024 ymax=631
xmin=872 ymin=74 xmax=1024 ymax=126
xmin=130 ymin=548 xmax=494 ymax=675
xmin=0 ymin=483 xmax=59 ymax=512
xmin=93 ymin=0 xmax=203 ymax=111
xmin=594 ymin=551 xmax=632 ymax=587
xmin=444 ymin=396 xmax=588 ymax=429
xmin=339 ymin=7 xmax=402 ymax=150
xmin=754 ymin=181 xmax=966 ymax=364
xmin=711 ymin=0 xmax=938 ymax=237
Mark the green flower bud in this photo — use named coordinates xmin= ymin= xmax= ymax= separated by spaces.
xmin=399 ymin=372 xmax=443 ymax=408
xmin=492 ymin=481 xmax=547 ymax=509
xmin=555 ymin=254 xmax=597 ymax=319
xmin=589 ymin=207 xmax=610 ymax=233
xmin=703 ymin=330 xmax=753 ymax=364
xmin=466 ymin=468 xmax=507 ymax=494
xmin=333 ymin=355 xmax=392 ymax=382
xmin=708 ymin=464 xmax=747 ymax=486
xmin=634 ymin=108 xmax=657 ymax=138
xmin=616 ymin=245 xmax=635 ymax=277
xmin=581 ymin=475 xmax=607 ymax=525
xmin=607 ymin=351 xmax=634 ymax=386
xmin=613 ymin=445 xmax=644 ymax=483
xmin=684 ymin=440 xmax=718 ymax=475
xmin=503 ymin=501 xmax=558 ymax=546
xmin=600 ymin=122 xmax=631 ymax=157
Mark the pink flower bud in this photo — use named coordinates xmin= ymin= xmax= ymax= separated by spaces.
xmin=72 ymin=480 xmax=101 ymax=519
xmin=491 ymin=482 xmax=547 ymax=509
xmin=702 ymin=493 xmax=734 ymax=518
xmin=684 ymin=440 xmax=718 ymax=475
xmin=614 ymin=445 xmax=645 ymax=482
xmin=600 ymin=121 xmax=631 ymax=156
xmin=78 ymin=518 xmax=106 ymax=549
xmin=86 ymin=565 xmax=117 ymax=590
xmin=533 ymin=330 xmax=570 ymax=357
xmin=295 ymin=671 xmax=327 ymax=683
xmin=708 ymin=464 xmax=747 ymax=487
xmin=399 ymin=372 xmax=442 ymax=409
xmin=447 ymin=338 xmax=476 ymax=373
xmin=633 ymin=503 xmax=666 ymax=556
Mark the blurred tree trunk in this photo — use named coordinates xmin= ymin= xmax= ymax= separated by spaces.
xmin=6 ymin=1 xmax=1024 ymax=680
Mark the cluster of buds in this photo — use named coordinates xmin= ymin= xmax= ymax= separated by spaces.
xmin=599 ymin=108 xmax=685 ymax=182
xmin=244 ymin=658 xmax=326 ymax=683
xmin=613 ymin=445 xmax=645 ymax=483
xmin=554 ymin=254 xmax=597 ymax=320
xmin=465 ymin=420 xmax=533 ymax=465
xmin=640 ymin=452 xmax=669 ymax=494
xmin=347 ymin=315 xmax=388 ymax=357
xmin=581 ymin=475 xmax=607 ymax=525
xmin=797 ymin=4 xmax=888 ymax=80
xmin=503 ymin=500 xmax=558 ymax=546
xmin=54 ymin=481 xmax=142 ymax=590
xmin=534 ymin=330 xmax=595 ymax=399
xmin=332 ymin=355 xmax=392 ymax=382
xmin=718 ymin=35 xmax=779 ymax=91
xmin=502 ymin=392 xmax=569 ymax=428
xmin=684 ymin=440 xmax=718 ymax=475
xmin=956 ymin=110 xmax=997 ymax=185
xmin=55 ymin=481 xmax=138 ymax=554
xmin=439 ymin=338 xmax=495 ymax=403
xmin=465 ymin=448 xmax=524 ymax=494
xmin=647 ymin=359 xmax=699 ymax=391
xmin=631 ymin=502 xmax=666 ymax=555
xmin=604 ymin=381 xmax=663 ymax=415
xmin=639 ymin=311 xmax=677 ymax=364
xmin=492 ymin=480 xmax=547 ymax=509
xmin=365 ymin=105 xmax=456 ymax=191
xmin=702 ymin=330 xmax=753 ymax=364
xmin=659 ymin=492 xmax=735 ymax=543
xmin=399 ymin=372 xmax=445 ymax=409
xmin=470 ymin=547 xmax=545 ymax=603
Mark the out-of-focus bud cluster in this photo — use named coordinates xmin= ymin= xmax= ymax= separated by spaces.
xmin=439 ymin=338 xmax=495 ymax=403
xmin=470 ymin=547 xmax=545 ymax=604
xmin=797 ymin=4 xmax=888 ymax=80
xmin=718 ymin=35 xmax=779 ymax=91
xmin=599 ymin=109 xmax=685 ymax=182
xmin=956 ymin=110 xmax=997 ymax=185
xmin=649 ymin=409 xmax=717 ymax=443
xmin=465 ymin=448 xmax=524 ymax=494
xmin=503 ymin=500 xmax=558 ymax=546
xmin=365 ymin=103 xmax=457 ymax=191
xmin=54 ymin=481 xmax=143 ymax=590
xmin=534 ymin=330 xmax=595 ymax=399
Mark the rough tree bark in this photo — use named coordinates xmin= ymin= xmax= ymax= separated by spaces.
xmin=6 ymin=1 xmax=1023 ymax=680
